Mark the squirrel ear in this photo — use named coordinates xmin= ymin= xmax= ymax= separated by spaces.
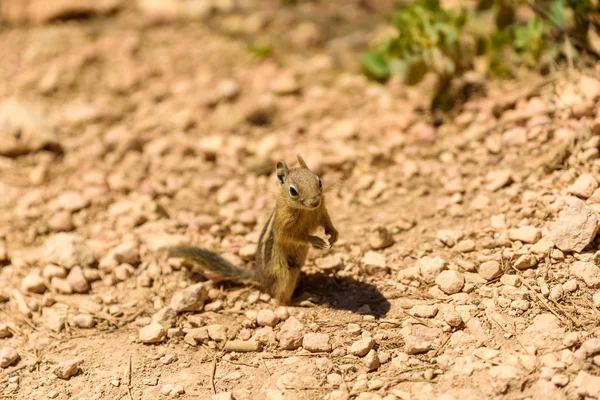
xmin=297 ymin=154 xmax=308 ymax=169
xmin=276 ymin=161 xmax=288 ymax=185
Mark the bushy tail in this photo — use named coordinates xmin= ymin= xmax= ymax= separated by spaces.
xmin=168 ymin=246 xmax=255 ymax=281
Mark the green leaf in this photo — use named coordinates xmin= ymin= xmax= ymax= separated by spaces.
xmin=360 ymin=51 xmax=390 ymax=81
xmin=404 ymin=56 xmax=429 ymax=85
xmin=549 ymin=0 xmax=566 ymax=28
xmin=247 ymin=42 xmax=273 ymax=59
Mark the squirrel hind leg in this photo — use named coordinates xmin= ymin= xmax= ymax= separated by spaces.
xmin=268 ymin=267 xmax=301 ymax=305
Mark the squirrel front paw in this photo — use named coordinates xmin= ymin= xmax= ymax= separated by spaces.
xmin=325 ymin=226 xmax=338 ymax=246
xmin=308 ymin=236 xmax=328 ymax=249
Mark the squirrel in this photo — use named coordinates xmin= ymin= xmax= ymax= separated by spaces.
xmin=168 ymin=155 xmax=338 ymax=306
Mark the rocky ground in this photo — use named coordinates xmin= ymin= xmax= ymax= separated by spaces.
xmin=2 ymin=1 xmax=600 ymax=399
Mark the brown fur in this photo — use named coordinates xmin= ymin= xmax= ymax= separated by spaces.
xmin=168 ymin=155 xmax=338 ymax=305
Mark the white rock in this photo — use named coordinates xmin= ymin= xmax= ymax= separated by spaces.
xmin=45 ymin=308 xmax=66 ymax=333
xmin=216 ymin=79 xmax=240 ymax=101
xmin=491 ymin=214 xmax=507 ymax=229
xmin=582 ymin=338 xmax=600 ymax=356
xmin=500 ymin=274 xmax=519 ymax=286
xmin=277 ymin=372 xmax=319 ymax=390
xmin=271 ymin=73 xmax=300 ymax=95
xmin=511 ymin=300 xmax=529 ymax=311
xmin=417 ymin=256 xmax=448 ymax=283
xmin=274 ymin=306 xmax=289 ymax=321
xmin=437 ymin=230 xmax=463 ymax=247
xmin=184 ymin=328 xmax=209 ymax=346
xmin=277 ymin=316 xmax=304 ymax=350
xmin=569 ymin=173 xmax=598 ymax=199
xmin=549 ymin=285 xmax=564 ymax=301
xmin=302 ymin=332 xmax=331 ymax=353
xmin=0 ymin=347 xmax=19 ymax=368
xmin=514 ymin=254 xmax=537 ymax=270
xmin=478 ymin=260 xmax=502 ymax=281
xmin=66 ymin=266 xmax=90 ymax=293
xmin=563 ymin=279 xmax=578 ymax=292
xmin=22 ymin=272 xmax=46 ymax=294
xmin=486 ymin=170 xmax=513 ymax=192
xmin=53 ymin=359 xmax=80 ymax=379
xmin=0 ymin=98 xmax=61 ymax=156
xmin=327 ymin=373 xmax=344 ymax=386
xmin=52 ymin=191 xmax=89 ymax=212
xmin=508 ymin=226 xmax=541 ymax=244
xmin=364 ymin=349 xmax=380 ymax=371
xmin=206 ymin=324 xmax=227 ymax=342
xmin=43 ymin=264 xmax=67 ymax=279
xmin=238 ymin=244 xmax=257 ymax=260
xmin=50 ymin=277 xmax=72 ymax=294
xmin=72 ymin=314 xmax=95 ymax=329
xmin=531 ymin=237 xmax=554 ymax=254
xmin=0 ymin=324 xmax=11 ymax=339
xmin=170 ymin=283 xmax=207 ymax=312
xmin=444 ymin=310 xmax=462 ymax=327
xmin=139 ymin=322 xmax=166 ymax=344
xmin=563 ymin=332 xmax=579 ymax=347
xmin=257 ymin=309 xmax=279 ymax=327
xmin=212 ymin=393 xmax=233 ymax=400
xmin=404 ymin=336 xmax=431 ymax=355
xmin=573 ymin=371 xmax=600 ymax=398
xmin=368 ymin=226 xmax=394 ymax=250
xmin=570 ymin=261 xmax=600 ymax=288
xmin=594 ymin=292 xmax=600 ymax=308
xmin=315 ymin=254 xmax=344 ymax=271
xmin=456 ymin=239 xmax=475 ymax=252
xmin=152 ymin=307 xmax=177 ymax=328
xmin=361 ymin=251 xmax=386 ymax=268
xmin=350 ymin=337 xmax=375 ymax=357
xmin=435 ymin=270 xmax=465 ymax=294
xmin=410 ymin=304 xmax=438 ymax=318
xmin=110 ymin=241 xmax=139 ymax=265
xmin=550 ymin=199 xmax=599 ymax=252
xmin=44 ymin=233 xmax=95 ymax=269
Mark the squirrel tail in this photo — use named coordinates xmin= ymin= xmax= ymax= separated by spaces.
xmin=167 ymin=246 xmax=255 ymax=282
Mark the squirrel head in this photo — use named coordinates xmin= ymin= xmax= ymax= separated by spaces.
xmin=276 ymin=155 xmax=322 ymax=210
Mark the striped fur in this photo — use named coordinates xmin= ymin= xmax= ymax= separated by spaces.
xmin=167 ymin=155 xmax=338 ymax=305
xmin=168 ymin=246 xmax=254 ymax=281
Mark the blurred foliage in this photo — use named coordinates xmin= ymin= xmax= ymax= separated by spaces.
xmin=247 ymin=41 xmax=273 ymax=59
xmin=362 ymin=0 xmax=599 ymax=110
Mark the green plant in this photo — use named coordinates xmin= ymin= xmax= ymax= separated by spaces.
xmin=362 ymin=0 xmax=599 ymax=110
xmin=247 ymin=41 xmax=273 ymax=59
xmin=362 ymin=0 xmax=469 ymax=84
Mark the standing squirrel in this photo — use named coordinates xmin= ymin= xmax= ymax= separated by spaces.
xmin=168 ymin=155 xmax=338 ymax=305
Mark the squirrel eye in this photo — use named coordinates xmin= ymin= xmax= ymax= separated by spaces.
xmin=289 ymin=187 xmax=299 ymax=197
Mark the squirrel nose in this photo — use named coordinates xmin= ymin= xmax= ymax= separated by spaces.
xmin=309 ymin=197 xmax=321 ymax=208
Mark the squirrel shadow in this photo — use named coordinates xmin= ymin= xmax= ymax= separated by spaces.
xmin=188 ymin=269 xmax=390 ymax=319
xmin=296 ymin=271 xmax=391 ymax=319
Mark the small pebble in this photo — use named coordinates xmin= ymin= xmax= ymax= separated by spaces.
xmin=53 ymin=359 xmax=81 ymax=379
xmin=0 ymin=347 xmax=19 ymax=368
xmin=302 ymin=332 xmax=331 ymax=353
xmin=257 ymin=309 xmax=279 ymax=327
xmin=350 ymin=337 xmax=375 ymax=357
xmin=139 ymin=322 xmax=166 ymax=344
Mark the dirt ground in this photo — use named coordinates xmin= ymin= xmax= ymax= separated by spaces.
xmin=2 ymin=1 xmax=600 ymax=400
